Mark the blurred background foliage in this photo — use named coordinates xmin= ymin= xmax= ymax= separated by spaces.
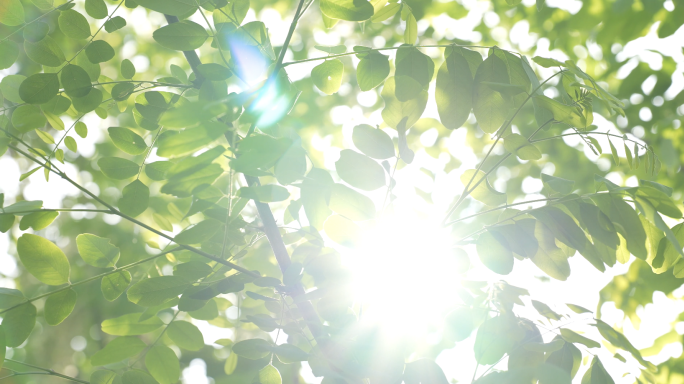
xmin=1 ymin=0 xmax=684 ymax=383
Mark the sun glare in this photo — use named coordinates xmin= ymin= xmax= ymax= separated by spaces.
xmin=343 ymin=215 xmax=463 ymax=336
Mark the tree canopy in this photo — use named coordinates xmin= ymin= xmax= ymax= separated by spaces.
xmin=0 ymin=0 xmax=683 ymax=383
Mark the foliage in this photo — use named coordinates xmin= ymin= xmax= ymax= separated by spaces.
xmin=0 ymin=0 xmax=683 ymax=383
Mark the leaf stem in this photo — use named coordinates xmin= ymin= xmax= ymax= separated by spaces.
xmin=3 ymin=359 xmax=89 ymax=384
xmin=0 ymin=248 xmax=177 ymax=316
xmin=442 ymin=70 xmax=566 ymax=225
xmin=6 ymin=142 xmax=260 ymax=278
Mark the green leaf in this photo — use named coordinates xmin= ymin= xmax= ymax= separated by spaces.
xmin=274 ymin=145 xmax=307 ymax=185
xmin=634 ymin=196 xmax=683 ymax=258
xmin=324 ymin=214 xmax=362 ymax=247
xmin=11 ymin=105 xmax=46 ymax=133
xmin=101 ymin=313 xmax=163 ymax=336
xmin=0 ymin=40 xmax=19 ymax=70
xmin=238 ymin=184 xmax=290 ymax=202
xmin=301 ymin=168 xmax=333 ymax=229
xmin=542 ymin=340 xmax=581 ymax=382
xmin=157 ymin=122 xmax=227 ymax=158
xmin=232 ymin=338 xmax=272 ymax=360
xmin=352 ymin=124 xmax=394 ymax=159
xmin=534 ymin=95 xmax=587 ymax=128
xmin=119 ymin=180 xmax=149 ymax=217
xmin=72 ymin=87 xmax=103 ymax=113
xmin=61 ymin=64 xmax=93 ymax=97
xmin=370 ymin=2 xmax=400 ymax=22
xmin=76 ymin=53 xmax=101 ymax=81
xmin=521 ymin=56 xmax=554 ymax=129
xmin=86 ymin=40 xmax=115 ymax=63
xmin=637 ymin=183 xmax=682 ymax=219
xmin=474 ymin=315 xmax=521 ymax=364
xmin=120 ymin=60 xmax=136 ymax=80
xmin=529 ymin=220 xmax=571 ymax=280
xmin=394 ymin=46 xmax=434 ymax=101
xmin=356 ymin=51 xmax=390 ymax=91
xmin=579 ymin=202 xmax=619 ymax=249
xmin=101 ymin=270 xmax=131 ymax=301
xmin=167 ymin=321 xmax=204 ymax=351
xmin=65 ymin=136 xmax=78 ymax=152
xmin=19 ymin=210 xmax=58 ymax=231
xmin=541 ymin=173 xmax=574 ymax=195
xmin=531 ymin=301 xmax=561 ymax=322
xmin=314 ymin=45 xmax=346 ymax=54
xmin=532 ymin=56 xmax=565 ymax=68
xmin=312 ymin=59 xmax=344 ymax=95
xmin=98 ymin=157 xmax=140 ymax=179
xmin=581 ymin=356 xmax=615 ymax=384
xmin=460 ymin=169 xmax=506 ymax=206
xmin=24 ymin=36 xmax=65 ymax=66
xmin=320 ymin=0 xmax=374 ymax=21
xmin=329 ymin=183 xmax=375 ymax=221
xmin=476 ymin=231 xmax=514 ymax=275
xmin=23 ymin=21 xmax=49 ymax=42
xmin=145 ymin=345 xmax=180 ymax=384
xmin=2 ymin=200 xmax=43 ymax=214
xmin=197 ymin=63 xmax=232 ymax=80
xmin=272 ymin=343 xmax=309 ymax=363
xmin=91 ymin=336 xmax=146 ymax=366
xmin=335 ymin=149 xmax=386 ymax=191
xmin=503 ymin=133 xmax=541 ymax=160
xmin=17 ymin=234 xmax=70 ymax=285
xmin=472 ymin=51 xmax=510 ymax=133
xmin=75 ymin=121 xmax=88 ymax=138
xmin=85 ymin=0 xmax=108 ymax=19
xmin=560 ymin=328 xmax=600 ymax=348
xmin=381 ymin=76 xmax=427 ymax=129
xmin=153 ymin=20 xmax=209 ymax=51
xmin=105 ymin=16 xmax=126 ymax=32
xmin=44 ymin=288 xmax=77 ymax=325
xmin=404 ymin=12 xmax=417 ymax=44
xmin=19 ymin=73 xmax=59 ymax=104
xmin=127 ymin=276 xmax=190 ymax=306
xmin=121 ymin=370 xmax=157 ymax=384
xmin=109 ymin=127 xmax=147 ymax=155
xmin=58 ymin=10 xmax=92 ymax=39
xmin=143 ymin=162 xmax=171 ymax=182
xmin=35 ymin=129 xmax=55 ymax=145
xmin=230 ymin=135 xmax=291 ymax=175
xmin=2 ymin=302 xmax=36 ymax=347
xmin=1 ymin=75 xmax=25 ymax=103
xmin=0 ymin=288 xmax=26 ymax=309
xmin=436 ymin=47 xmax=481 ymax=129
xmin=0 ymin=0 xmax=25 ymax=26
xmin=76 ymin=233 xmax=120 ymax=268
xmin=566 ymin=303 xmax=592 ymax=314
xmin=90 ymin=370 xmax=118 ymax=384
xmin=136 ymin=0 xmax=202 ymax=16
xmin=591 ymin=194 xmax=647 ymax=259
xmin=44 ymin=111 xmax=64 ymax=131
xmin=258 ymin=364 xmax=282 ymax=384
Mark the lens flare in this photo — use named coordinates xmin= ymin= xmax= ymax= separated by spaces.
xmin=343 ymin=215 xmax=463 ymax=336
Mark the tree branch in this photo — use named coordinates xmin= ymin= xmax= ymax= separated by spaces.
xmin=164 ymin=10 xmax=327 ymax=344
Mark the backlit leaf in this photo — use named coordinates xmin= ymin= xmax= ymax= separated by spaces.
xmin=119 ymin=180 xmax=149 ymax=217
xmin=76 ymin=233 xmax=120 ymax=268
xmin=44 ymin=288 xmax=77 ymax=325
xmin=98 ymin=157 xmax=140 ymax=179
xmin=312 ymin=59 xmax=343 ymax=95
xmin=101 ymin=270 xmax=132 ymax=301
xmin=335 ymin=149 xmax=386 ymax=191
xmin=153 ymin=20 xmax=209 ymax=51
xmin=145 ymin=345 xmax=181 ymax=384
xmin=91 ymin=336 xmax=146 ymax=366
xmin=320 ymin=0 xmax=374 ymax=21
xmin=19 ymin=73 xmax=59 ymax=104
xmin=17 ymin=234 xmax=70 ymax=285
xmin=2 ymin=302 xmax=36 ymax=347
